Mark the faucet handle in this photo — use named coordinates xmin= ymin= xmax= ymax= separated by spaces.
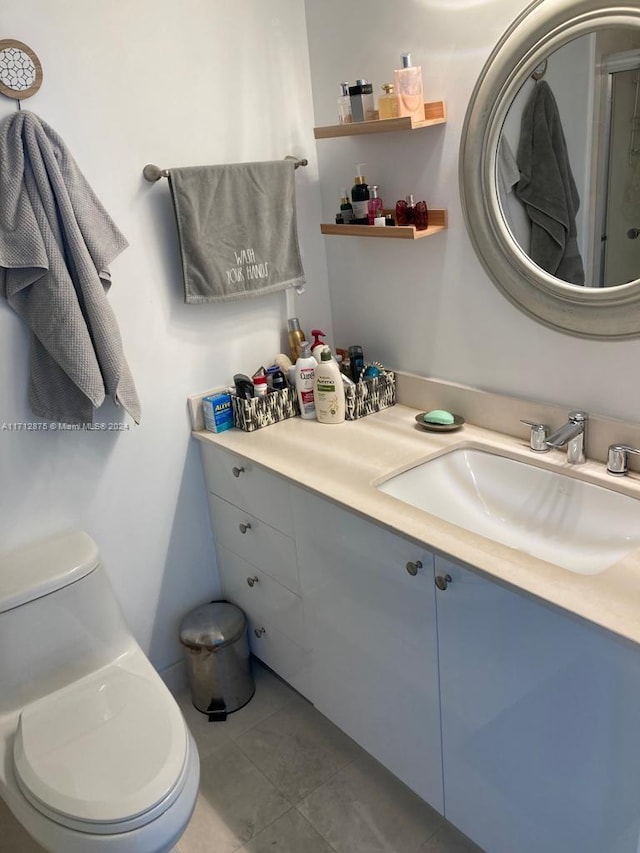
xmin=607 ymin=443 xmax=640 ymax=476
xmin=520 ymin=419 xmax=551 ymax=453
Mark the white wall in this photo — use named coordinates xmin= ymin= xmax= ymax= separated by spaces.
xmin=305 ymin=0 xmax=640 ymax=424
xmin=0 ymin=0 xmax=330 ymax=673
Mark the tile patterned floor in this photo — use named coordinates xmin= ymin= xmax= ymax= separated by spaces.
xmin=0 ymin=661 xmax=482 ymax=853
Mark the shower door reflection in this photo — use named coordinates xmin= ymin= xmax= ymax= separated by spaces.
xmin=602 ymin=65 xmax=640 ymax=286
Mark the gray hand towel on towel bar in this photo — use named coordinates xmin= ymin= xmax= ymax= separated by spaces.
xmin=515 ymin=80 xmax=585 ymax=285
xmin=0 ymin=110 xmax=140 ymax=425
xmin=168 ymin=160 xmax=305 ymax=303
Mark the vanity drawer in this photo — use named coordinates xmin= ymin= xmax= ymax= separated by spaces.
xmin=208 ymin=493 xmax=300 ymax=594
xmin=200 ymin=444 xmax=293 ymax=536
xmin=247 ymin=614 xmax=311 ymax=699
xmin=217 ymin=545 xmax=304 ymax=646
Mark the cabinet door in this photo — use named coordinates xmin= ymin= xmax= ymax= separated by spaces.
xmin=436 ymin=555 xmax=640 ymax=853
xmin=294 ymin=486 xmax=443 ymax=812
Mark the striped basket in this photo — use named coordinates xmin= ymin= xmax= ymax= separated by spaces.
xmin=345 ymin=370 xmax=396 ymax=420
xmin=232 ymin=387 xmax=299 ymax=432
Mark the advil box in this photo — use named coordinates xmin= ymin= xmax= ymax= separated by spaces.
xmin=202 ymin=393 xmax=234 ymax=433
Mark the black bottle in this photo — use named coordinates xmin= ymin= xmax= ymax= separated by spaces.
xmin=351 ymin=164 xmax=370 ymax=224
xmin=340 ymin=189 xmax=354 ymax=224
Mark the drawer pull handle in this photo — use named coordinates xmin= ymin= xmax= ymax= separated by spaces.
xmin=232 ymin=466 xmax=245 ymax=478
xmin=254 ymin=626 xmax=266 ymax=638
xmin=435 ymin=573 xmax=452 ymax=591
xmin=247 ymin=576 xmax=259 ymax=587
xmin=239 ymin=522 xmax=252 ymax=534
xmin=406 ymin=560 xmax=423 ymax=576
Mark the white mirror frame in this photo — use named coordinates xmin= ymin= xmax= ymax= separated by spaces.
xmin=460 ymin=0 xmax=640 ymax=339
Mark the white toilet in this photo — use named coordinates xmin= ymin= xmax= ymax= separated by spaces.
xmin=0 ymin=530 xmax=200 ymax=853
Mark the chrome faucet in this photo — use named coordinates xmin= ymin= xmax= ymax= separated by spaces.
xmin=545 ymin=411 xmax=589 ymax=464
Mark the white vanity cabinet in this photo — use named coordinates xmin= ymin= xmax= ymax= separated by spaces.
xmin=199 ymin=444 xmax=311 ymax=697
xmin=292 ymin=485 xmax=445 ymax=813
xmin=198 ymin=437 xmax=640 ymax=853
xmin=435 ymin=555 xmax=640 ymax=853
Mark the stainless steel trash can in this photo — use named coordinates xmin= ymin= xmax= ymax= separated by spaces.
xmin=179 ymin=601 xmax=255 ymax=721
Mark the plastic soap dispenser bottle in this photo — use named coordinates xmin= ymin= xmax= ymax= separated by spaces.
xmin=394 ymin=52 xmax=424 ymax=123
xmin=295 ymin=341 xmax=317 ymax=420
xmin=310 ymin=329 xmax=328 ymax=361
xmin=314 ymin=348 xmax=345 ymax=424
xmin=351 ymin=164 xmax=370 ymax=224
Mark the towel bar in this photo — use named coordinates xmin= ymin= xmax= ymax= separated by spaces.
xmin=143 ymin=157 xmax=308 ymax=183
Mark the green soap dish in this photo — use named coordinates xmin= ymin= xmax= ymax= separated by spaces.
xmin=415 ymin=412 xmax=465 ymax=433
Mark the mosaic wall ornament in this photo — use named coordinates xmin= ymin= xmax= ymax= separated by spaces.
xmin=0 ymin=40 xmax=42 ymax=100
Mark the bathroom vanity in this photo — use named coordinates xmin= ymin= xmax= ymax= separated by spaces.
xmin=193 ymin=375 xmax=640 ymax=853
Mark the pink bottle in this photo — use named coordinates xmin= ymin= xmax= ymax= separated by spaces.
xmin=367 ymin=185 xmax=384 ymax=225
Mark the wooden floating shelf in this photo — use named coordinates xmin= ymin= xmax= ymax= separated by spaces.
xmin=321 ymin=209 xmax=447 ymax=240
xmin=314 ymin=101 xmax=446 ymax=139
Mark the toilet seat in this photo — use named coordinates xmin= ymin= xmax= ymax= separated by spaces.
xmin=13 ymin=664 xmax=189 ymax=835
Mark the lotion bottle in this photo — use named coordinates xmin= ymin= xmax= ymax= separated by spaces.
xmin=295 ymin=341 xmax=317 ymax=420
xmin=314 ymin=348 xmax=345 ymax=424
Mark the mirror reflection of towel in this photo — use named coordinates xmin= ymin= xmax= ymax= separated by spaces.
xmin=515 ymin=81 xmax=585 ymax=285
xmin=169 ymin=160 xmax=305 ymax=303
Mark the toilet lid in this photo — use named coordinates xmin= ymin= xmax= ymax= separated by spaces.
xmin=13 ymin=666 xmax=188 ymax=830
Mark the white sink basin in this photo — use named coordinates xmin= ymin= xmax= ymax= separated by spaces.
xmin=377 ymin=448 xmax=640 ymax=574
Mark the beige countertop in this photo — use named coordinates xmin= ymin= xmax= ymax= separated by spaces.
xmin=193 ymin=401 xmax=640 ymax=650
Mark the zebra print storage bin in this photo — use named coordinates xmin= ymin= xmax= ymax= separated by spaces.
xmin=231 ymin=387 xmax=299 ymax=431
xmin=344 ymin=370 xmax=396 ymax=420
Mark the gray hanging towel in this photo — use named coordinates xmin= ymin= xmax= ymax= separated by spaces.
xmin=515 ymin=80 xmax=585 ymax=285
xmin=0 ymin=111 xmax=140 ymax=425
xmin=168 ymin=160 xmax=305 ymax=303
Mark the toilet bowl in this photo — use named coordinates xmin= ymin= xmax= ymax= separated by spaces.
xmin=0 ymin=530 xmax=200 ymax=853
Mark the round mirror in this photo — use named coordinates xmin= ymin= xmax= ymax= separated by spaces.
xmin=460 ymin=0 xmax=640 ymax=338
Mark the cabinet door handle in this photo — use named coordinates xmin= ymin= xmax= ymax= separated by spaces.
xmin=406 ymin=560 xmax=423 ymax=576
xmin=232 ymin=466 xmax=245 ymax=478
xmin=246 ymin=576 xmax=259 ymax=587
xmin=239 ymin=522 xmax=252 ymax=534
xmin=435 ymin=573 xmax=452 ymax=591
xmin=254 ymin=626 xmax=266 ymax=638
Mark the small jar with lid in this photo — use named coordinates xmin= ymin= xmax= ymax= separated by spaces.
xmin=378 ymin=83 xmax=400 ymax=120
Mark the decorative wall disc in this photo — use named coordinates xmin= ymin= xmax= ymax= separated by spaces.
xmin=0 ymin=39 xmax=42 ymax=100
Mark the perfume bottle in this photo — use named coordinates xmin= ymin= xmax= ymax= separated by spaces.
xmin=351 ymin=164 xmax=370 ymax=224
xmin=337 ymin=82 xmax=352 ymax=125
xmin=378 ymin=83 xmax=400 ymax=120
xmin=394 ymin=53 xmax=424 ymax=123
xmin=349 ymin=79 xmax=376 ymax=122
xmin=367 ymin=185 xmax=384 ymax=225
xmin=340 ymin=188 xmax=354 ymax=224
xmin=414 ymin=200 xmax=429 ymax=231
xmin=395 ymin=194 xmax=416 ymax=226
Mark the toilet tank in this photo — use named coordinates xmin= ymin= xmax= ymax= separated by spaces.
xmin=0 ymin=531 xmax=137 ymax=714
